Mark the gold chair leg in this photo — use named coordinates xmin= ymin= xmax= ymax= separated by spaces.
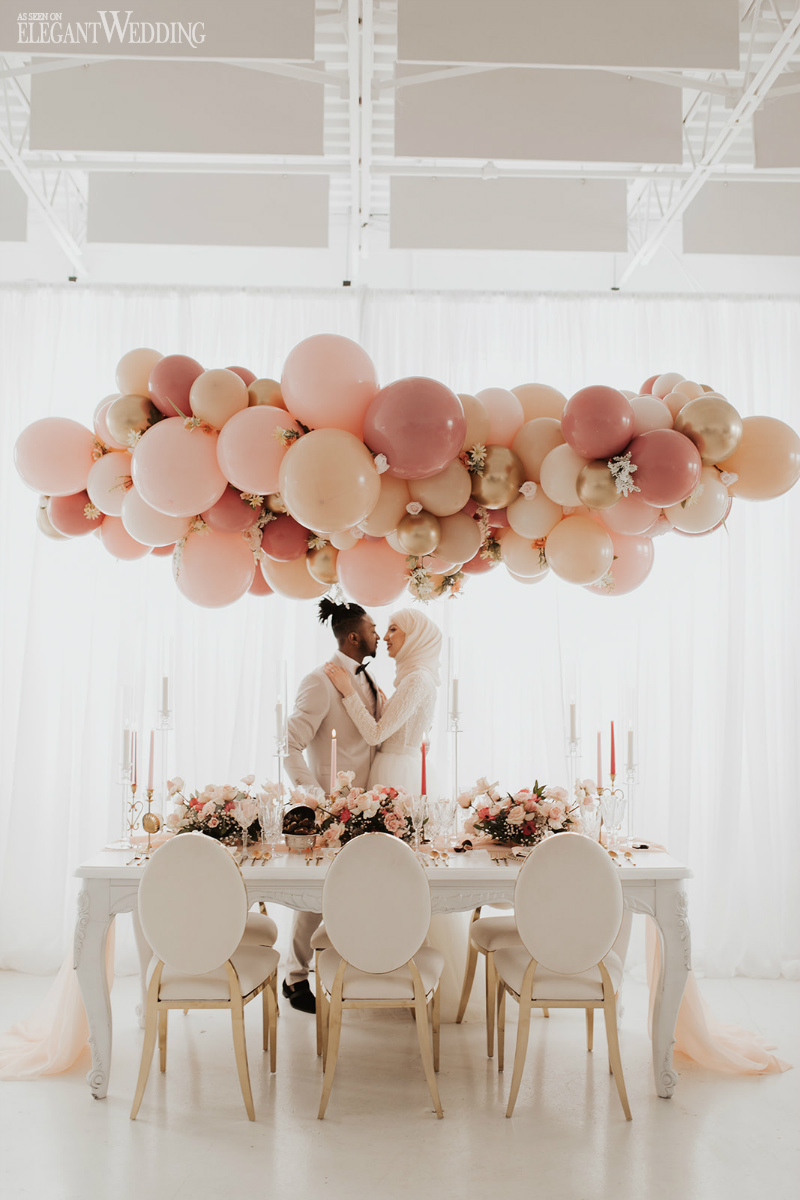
xmin=497 ymin=980 xmax=507 ymax=1072
xmin=456 ymin=908 xmax=482 ymax=1024
xmin=409 ymin=964 xmax=443 ymax=1119
xmin=585 ymin=1007 xmax=594 ymax=1052
xmin=543 ymin=1007 xmax=550 ymax=1018
xmin=432 ymin=983 xmax=441 ymax=1073
xmin=130 ymin=964 xmax=163 ymax=1120
xmin=258 ymin=901 xmax=268 ymax=915
xmin=315 ymin=949 xmax=324 ymax=1057
xmin=262 ymin=982 xmax=269 ymax=1053
xmin=505 ymin=994 xmax=533 ymax=1118
xmin=230 ymin=999 xmax=256 ymax=1122
xmin=318 ymin=965 xmax=346 ymax=1119
xmin=267 ymin=976 xmax=278 ymax=1073
xmin=158 ymin=1008 xmax=168 ymax=1072
xmin=603 ymin=994 xmax=632 ymax=1120
xmin=485 ymin=951 xmax=498 ymax=1058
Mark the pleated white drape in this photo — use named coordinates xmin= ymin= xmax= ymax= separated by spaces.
xmin=0 ymin=285 xmax=798 ymax=979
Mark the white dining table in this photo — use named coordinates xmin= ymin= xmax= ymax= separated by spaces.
xmin=73 ymin=843 xmax=691 ymax=1101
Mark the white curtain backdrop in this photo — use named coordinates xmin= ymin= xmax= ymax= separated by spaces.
xmin=0 ymin=285 xmax=798 ymax=980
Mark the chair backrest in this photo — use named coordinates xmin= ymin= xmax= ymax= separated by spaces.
xmin=514 ymin=834 xmax=623 ymax=975
xmin=322 ymin=833 xmax=431 ymax=974
xmin=139 ymin=833 xmax=247 ymax=975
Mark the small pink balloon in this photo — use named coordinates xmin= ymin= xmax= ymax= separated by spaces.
xmin=131 ymin=418 xmax=228 ymax=517
xmin=639 ymin=374 xmax=659 ymax=395
xmin=561 ymin=386 xmax=635 ymax=460
xmin=148 ymin=354 xmax=204 ymax=417
xmin=216 ymin=405 xmax=300 ymax=494
xmin=99 ymin=515 xmax=152 ymax=560
xmin=94 ymin=399 xmax=127 ymax=451
xmin=337 ymin=539 xmax=410 ymax=606
xmin=176 ymin=529 xmax=255 ymax=607
xmin=585 ymin=531 xmax=654 ymax=596
xmin=15 ymin=417 xmax=95 ymax=496
xmin=48 ymin=490 xmax=103 ymax=537
xmin=364 ymin=377 xmax=466 ymax=479
xmin=628 ymin=429 xmax=702 ymax=508
xmin=281 ymin=334 xmax=379 ymax=438
xmin=227 ymin=366 xmax=256 ymax=385
xmin=202 ymin=486 xmax=259 ymax=533
xmin=151 ymin=542 xmax=176 ymax=557
xmin=476 ymin=387 xmax=524 ymax=448
xmin=602 ymin=491 xmax=661 ymax=535
xmin=461 ymin=550 xmax=499 ymax=575
xmin=86 ymin=451 xmax=133 ymax=516
xmin=487 ymin=508 xmax=509 ymax=528
xmin=630 ymin=395 xmax=673 ymax=435
xmin=261 ymin=514 xmax=310 ymax=561
xmin=248 ymin=570 xmax=274 ymax=596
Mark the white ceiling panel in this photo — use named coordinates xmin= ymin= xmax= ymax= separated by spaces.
xmin=390 ymin=177 xmax=627 ymax=251
xmin=395 ymin=68 xmax=682 ymax=164
xmin=87 ymin=173 xmax=329 ymax=247
xmin=397 ymin=0 xmax=740 ymax=68
xmin=754 ymin=76 xmax=800 ymax=168
xmin=0 ymin=174 xmax=27 ymax=240
xmin=30 ymin=61 xmax=324 ymax=154
xmin=1 ymin=1 xmax=315 ymax=60
xmin=683 ymin=182 xmax=800 ymax=255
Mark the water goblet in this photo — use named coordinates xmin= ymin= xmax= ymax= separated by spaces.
xmin=600 ymin=792 xmax=627 ymax=849
xmin=411 ymin=794 xmax=428 ymax=851
xmin=580 ymin=801 xmax=601 ymax=841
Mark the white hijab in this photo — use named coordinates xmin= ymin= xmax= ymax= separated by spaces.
xmin=390 ymin=608 xmax=442 ymax=687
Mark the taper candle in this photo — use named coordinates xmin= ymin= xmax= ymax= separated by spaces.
xmin=569 ymin=703 xmax=577 ymax=742
xmin=276 ymin=700 xmax=283 ymax=741
xmin=421 ymin=733 xmax=427 ymax=796
xmin=330 ymin=729 xmax=337 ymax=796
xmin=610 ymin=720 xmax=616 ymax=777
xmin=147 ymin=730 xmax=155 ymax=790
xmin=596 ymin=732 xmax=602 ymax=788
xmin=161 ymin=675 xmax=169 ymax=713
xmin=627 ymin=728 xmax=634 ymax=770
xmin=451 ymin=678 xmax=459 ymax=717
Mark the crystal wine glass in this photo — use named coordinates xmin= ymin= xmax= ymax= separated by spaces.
xmin=600 ymin=792 xmax=627 ymax=849
xmin=258 ymin=796 xmax=283 ymax=860
xmin=411 ymin=794 xmax=428 ymax=851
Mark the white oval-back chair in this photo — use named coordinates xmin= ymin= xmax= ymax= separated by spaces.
xmin=316 ymin=833 xmax=445 ymax=1119
xmin=130 ymin=833 xmax=279 ymax=1122
xmin=494 ymin=833 xmax=631 ymax=1120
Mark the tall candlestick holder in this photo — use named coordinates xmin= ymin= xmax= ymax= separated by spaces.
xmin=106 ymin=762 xmax=139 ymax=850
xmin=448 ymin=710 xmax=461 ymax=803
xmin=129 ymin=788 xmax=162 ymax=864
xmin=274 ymin=728 xmax=287 ymax=797
xmin=157 ymin=706 xmax=173 ymax=822
xmin=596 ymin=775 xmax=627 ymax=850
xmin=624 ymin=761 xmax=637 ymax=846
xmin=565 ymin=736 xmax=581 ymax=807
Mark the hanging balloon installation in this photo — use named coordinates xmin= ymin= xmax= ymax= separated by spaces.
xmin=13 ymin=340 xmax=800 ymax=607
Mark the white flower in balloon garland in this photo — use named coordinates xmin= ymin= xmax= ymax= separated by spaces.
xmin=607 ymin=451 xmax=640 ymax=496
xmin=407 ymin=559 xmax=435 ymax=602
xmin=307 ymin=533 xmax=328 ymax=550
xmin=719 ymin=471 xmax=738 ymax=488
xmin=374 ymin=453 xmax=390 ymax=474
xmin=463 ymin=444 xmax=487 ymax=475
xmin=240 ymin=492 xmax=264 ymax=509
xmin=348 ymin=526 xmax=365 ymax=540
xmin=681 ymin=482 xmax=705 ymax=509
xmin=406 ymin=501 xmax=423 ymax=516
xmin=519 ymin=481 xmax=538 ymax=498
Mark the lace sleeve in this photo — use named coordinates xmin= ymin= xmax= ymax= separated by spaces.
xmin=342 ymin=672 xmax=428 ymax=747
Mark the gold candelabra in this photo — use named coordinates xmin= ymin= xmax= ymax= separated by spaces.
xmin=129 ymin=788 xmax=162 ymax=863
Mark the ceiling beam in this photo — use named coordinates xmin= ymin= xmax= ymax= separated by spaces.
xmin=0 ymin=122 xmax=85 ymax=273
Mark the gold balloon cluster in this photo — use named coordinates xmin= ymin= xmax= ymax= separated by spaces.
xmin=576 ymin=461 xmax=618 ymax=510
xmin=306 ymin=542 xmax=339 ymax=584
xmin=469 ymin=446 xmax=525 ymax=509
xmin=674 ymin=395 xmax=743 ymax=465
xmin=106 ymin=394 xmax=161 ymax=447
xmin=397 ymin=511 xmax=442 ymax=556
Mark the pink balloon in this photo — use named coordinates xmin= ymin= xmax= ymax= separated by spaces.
xmin=99 ymin=516 xmax=152 ymax=560
xmin=94 ymin=400 xmax=127 ymax=451
xmin=248 ymin=570 xmax=274 ymax=596
xmin=15 ymin=417 xmax=96 ymax=496
xmin=644 ymin=514 xmax=673 ymax=539
xmin=121 ymin=488 xmax=190 ymax=546
xmin=639 ymin=374 xmax=659 ymax=395
xmin=475 ymin=387 xmax=524 ymax=448
xmin=630 ymin=395 xmax=673 ymax=435
xmin=601 ymin=491 xmax=661 ymax=535
xmin=176 ymin=529 xmax=255 ymax=607
xmin=628 ymin=429 xmax=702 ymax=508
xmin=461 ymin=499 xmax=508 ymax=528
xmin=585 ymin=531 xmax=654 ymax=596
xmin=148 ymin=354 xmax=204 ymax=417
xmin=131 ymin=418 xmax=228 ymax=517
xmin=260 ymin=514 xmax=310 ymax=561
xmin=151 ymin=542 xmax=176 ymax=557
xmin=364 ymin=378 xmax=466 ymax=479
xmin=216 ymin=405 xmax=300 ymax=494
xmin=227 ymin=366 xmax=256 ymax=385
xmin=48 ymin=490 xmax=104 ymax=537
xmin=86 ymin=450 xmax=133 ymax=516
xmin=202 ymin=486 xmax=259 ymax=533
xmin=561 ymin=386 xmax=635 ymax=460
xmin=461 ymin=550 xmax=499 ymax=575
xmin=337 ymin=539 xmax=410 ymax=606
xmin=281 ymin=334 xmax=379 ymax=438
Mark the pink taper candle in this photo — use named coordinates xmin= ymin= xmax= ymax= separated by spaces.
xmin=330 ymin=729 xmax=337 ymax=796
xmin=610 ymin=720 xmax=616 ymax=778
xmin=147 ymin=730 xmax=155 ymax=791
xmin=596 ymin=731 xmax=602 ymax=789
xmin=421 ymin=734 xmax=427 ymax=796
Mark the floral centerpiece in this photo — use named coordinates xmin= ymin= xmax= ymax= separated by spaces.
xmin=313 ymin=771 xmax=413 ymax=847
xmin=166 ymin=775 xmax=282 ymax=842
xmin=456 ymin=777 xmax=581 ymax=847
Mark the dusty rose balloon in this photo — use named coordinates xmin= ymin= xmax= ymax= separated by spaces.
xmin=545 ymin=516 xmax=614 ymax=585
xmin=248 ymin=570 xmax=274 ymax=596
xmin=216 ymin=405 xmax=300 ymax=495
xmin=507 ymin=489 xmax=562 ymax=539
xmin=512 ymin=383 xmax=567 ymax=422
xmin=476 ymin=387 xmax=524 ymax=448
xmin=602 ymin=492 xmax=661 ymax=535
xmin=436 ymin=512 xmax=482 ymax=564
xmin=48 ymin=490 xmax=103 ymax=537
xmin=36 ymin=499 xmax=69 ymax=541
xmin=131 ymin=418 xmax=228 ymax=517
xmin=261 ymin=514 xmax=309 ymax=561
xmin=248 ymin=378 xmax=286 ymax=409
xmin=628 ymin=429 xmax=703 ymax=508
xmin=359 ymin=474 xmax=410 ymax=536
xmin=176 ymin=529 xmax=255 ymax=607
xmin=94 ymin=398 xmax=127 ymax=451
xmin=15 ymin=417 xmax=95 ymax=497
xmin=279 ymin=429 xmax=381 ymax=533
xmin=461 ymin=549 xmax=499 ymax=575
xmin=585 ymin=531 xmax=654 ymax=596
xmin=408 ymin=459 xmax=472 ymax=517
xmin=151 ymin=542 xmax=176 ymax=557
xmin=458 ymin=393 xmax=491 ymax=452
xmin=539 ymin=444 xmax=590 ymax=507
xmin=202 ymin=485 xmax=260 ymax=534
xmin=121 ymin=488 xmax=191 ymax=546
xmin=499 ymin=529 xmax=549 ymax=578
xmin=86 ymin=451 xmax=132 ymax=516
xmin=424 ymin=553 xmax=459 ymax=574
xmin=261 ymin=555 xmax=329 ymax=601
xmin=337 ymin=539 xmax=410 ymax=606
xmin=664 ymin=467 xmax=730 ymax=533
xmin=723 ymin=416 xmax=800 ymax=500
xmin=561 ymin=385 xmax=635 ymax=460
xmin=149 ymin=354 xmax=204 ymax=417
xmin=631 ymin=395 xmax=673 ymax=435
xmin=364 ymin=377 xmax=466 ymax=480
xmin=99 ymin=515 xmax=152 ymax=560
xmin=281 ymin=334 xmax=379 ymax=438
xmin=512 ymin=418 xmax=565 ymax=482
xmin=652 ymin=372 xmax=685 ymax=400
xmin=227 ymin=366 xmax=256 ymax=385
xmin=189 ymin=368 xmax=249 ymax=429
xmin=116 ymin=347 xmax=162 ymax=397
xmin=639 ymin=374 xmax=659 ymax=396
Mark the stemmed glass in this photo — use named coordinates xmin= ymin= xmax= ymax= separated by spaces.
xmin=411 ymin=794 xmax=428 ymax=852
xmin=234 ymin=798 xmax=257 ymax=861
xmin=600 ymin=792 xmax=627 ymax=849
xmin=258 ymin=796 xmax=283 ymax=861
xmin=580 ymin=800 xmax=602 ymax=841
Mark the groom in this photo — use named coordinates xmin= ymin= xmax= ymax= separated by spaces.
xmin=282 ymin=598 xmax=381 ymax=1012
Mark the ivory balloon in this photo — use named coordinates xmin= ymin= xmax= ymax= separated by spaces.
xmin=106 ymin=394 xmax=160 ymax=448
xmin=279 ymin=429 xmax=381 ymax=533
xmin=630 ymin=395 xmax=673 ymax=435
xmin=469 ymin=446 xmax=525 ymax=509
xmin=86 ymin=451 xmax=133 ymax=516
xmin=99 ymin=516 xmax=152 ymax=561
xmin=14 ymin=417 xmax=95 ymax=496
xmin=176 ymin=529 xmax=255 ymax=607
xmin=669 ymin=379 xmax=705 ymax=401
xmin=189 ymin=368 xmax=249 ymax=429
xmin=507 ymin=489 xmax=562 ymax=538
xmin=306 ymin=543 xmax=339 ymax=585
xmin=576 ymin=461 xmax=620 ymax=510
xmin=397 ymin=511 xmax=441 ymax=556
xmin=499 ymin=529 xmax=549 ymax=578
xmin=652 ymin=372 xmax=685 ymax=400
xmin=436 ymin=512 xmax=482 ymax=564
xmin=723 ymin=416 xmax=800 ymax=500
xmin=539 ymin=444 xmax=590 ymax=507
xmin=512 ymin=418 xmax=565 ymax=482
xmin=508 ymin=567 xmax=548 ymax=586
xmin=674 ymin=395 xmax=743 ymax=465
xmin=331 ymin=528 xmax=362 ymax=551
xmin=664 ymin=467 xmax=730 ymax=533
xmin=476 ymin=387 xmax=524 ymax=447
xmin=261 ymin=555 xmax=328 ymax=600
xmin=359 ymin=473 xmax=410 ymax=536
xmin=458 ymin=393 xmax=491 ymax=452
xmin=121 ymin=487 xmax=191 ymax=546
xmin=408 ymin=459 xmax=472 ymax=516
xmin=115 ymin=347 xmax=162 ymax=397
xmin=545 ymin=516 xmax=614 ymax=585
xmin=512 ymin=383 xmax=567 ymax=422
xmin=248 ymin=378 xmax=286 ymax=409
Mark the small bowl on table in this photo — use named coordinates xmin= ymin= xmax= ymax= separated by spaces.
xmin=284 ymin=832 xmax=317 ymax=853
xmin=282 ymin=804 xmax=317 ymax=853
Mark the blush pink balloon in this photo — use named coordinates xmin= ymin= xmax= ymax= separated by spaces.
xmin=585 ymin=531 xmax=654 ymax=596
xmin=561 ymin=386 xmax=636 ymax=460
xmin=151 ymin=542 xmax=176 ymax=557
xmin=461 ymin=500 xmax=509 ymax=528
xmin=673 ymin=496 xmax=733 ymax=538
xmin=364 ymin=377 xmax=466 ymax=479
xmin=281 ymin=334 xmax=379 ymax=438
xmin=639 ymin=374 xmax=659 ymax=395
xmin=201 ymin=486 xmax=259 ymax=533
xmin=86 ymin=451 xmax=133 ymax=516
xmin=628 ymin=429 xmax=703 ymax=508
xmin=475 ymin=387 xmax=524 ymax=448
xmin=216 ymin=405 xmax=300 ymax=494
xmin=601 ymin=491 xmax=661 ymax=535
xmin=48 ymin=490 xmax=103 ymax=537
xmin=248 ymin=571 xmax=274 ymax=596
xmin=261 ymin=514 xmax=310 ymax=561
xmin=461 ymin=550 xmax=499 ymax=575
xmin=227 ymin=366 xmax=256 ymax=385
xmin=15 ymin=417 xmax=96 ymax=496
xmin=94 ymin=399 xmax=128 ymax=450
xmin=148 ymin=354 xmax=204 ymax=417
xmin=121 ymin=488 xmax=191 ymax=546
xmin=131 ymin=418 xmax=228 ymax=517
xmin=176 ymin=529 xmax=255 ymax=607
xmin=99 ymin=516 xmax=152 ymax=560
xmin=337 ymin=538 xmax=410 ymax=606
xmin=630 ymin=395 xmax=673 ymax=435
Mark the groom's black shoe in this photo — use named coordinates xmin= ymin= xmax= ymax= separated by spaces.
xmin=282 ymin=978 xmax=316 ymax=1014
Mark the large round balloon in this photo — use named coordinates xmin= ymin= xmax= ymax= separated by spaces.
xmin=201 ymin=486 xmax=259 ymax=534
xmin=131 ymin=418 xmax=228 ymax=517
xmin=436 ymin=512 xmax=482 ymax=564
xmin=116 ymin=347 xmax=162 ymax=397
xmin=364 ymin=377 xmax=466 ymax=480
xmin=121 ymin=488 xmax=191 ymax=547
xmin=408 ymin=459 xmax=472 ymax=516
xmin=99 ymin=515 xmax=152 ymax=561
xmin=602 ymin=491 xmax=661 ymax=535
xmin=260 ymin=514 xmax=309 ymax=561
xmin=86 ymin=451 xmax=132 ymax=516
xmin=674 ymin=395 xmax=743 ymax=465
xmin=652 ymin=372 xmax=685 ymax=400
xmin=359 ymin=474 xmax=410 ymax=536
xmin=279 ymin=429 xmax=381 ymax=533
xmin=189 ymin=368 xmax=249 ymax=429
xmin=248 ymin=570 xmax=274 ymax=596
xmin=723 ymin=416 xmax=800 ymax=500
xmin=469 ymin=446 xmax=525 ymax=509
xmin=216 ymin=405 xmax=300 ymax=495
xmin=539 ymin=444 xmax=590 ymax=507
xmin=476 ymin=387 xmax=524 ymax=448
xmin=149 ymin=354 xmax=204 ymax=417
xmin=628 ymin=429 xmax=702 ymax=508
xmin=261 ymin=554 xmax=330 ymax=600
xmin=15 ymin=417 xmax=95 ymax=496
xmin=499 ymin=529 xmax=549 ymax=579
xmin=512 ymin=418 xmax=565 ymax=482
xmin=506 ymin=489 xmax=562 ymax=539
xmin=585 ymin=531 xmax=654 ymax=596
xmin=281 ymin=334 xmax=379 ymax=438
xmin=664 ymin=467 xmax=730 ymax=533
xmin=545 ymin=516 xmax=614 ymax=585
xmin=512 ymin=383 xmax=567 ymax=422
xmin=630 ymin=395 xmax=673 ymax=436
xmin=227 ymin=365 xmax=256 ymax=386
xmin=48 ymin=491 xmax=103 ymax=537
xmin=106 ymin=394 xmax=160 ymax=448
xmin=176 ymin=529 xmax=255 ymax=607
xmin=337 ymin=539 xmax=410 ymax=606
xmin=561 ymin=385 xmax=635 ymax=460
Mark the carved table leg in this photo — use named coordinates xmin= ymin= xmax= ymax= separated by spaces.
xmin=651 ymin=881 xmax=691 ymax=1098
xmin=131 ymin=910 xmax=152 ymax=1030
xmin=73 ymin=882 xmax=114 ymax=1099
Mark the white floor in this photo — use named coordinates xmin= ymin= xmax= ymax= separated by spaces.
xmin=0 ymin=965 xmax=797 ymax=1200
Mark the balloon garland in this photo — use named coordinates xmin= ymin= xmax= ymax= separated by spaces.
xmin=13 ymin=337 xmax=800 ymax=608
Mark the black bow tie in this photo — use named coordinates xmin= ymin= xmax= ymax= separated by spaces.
xmin=354 ymin=661 xmax=378 ymax=705
xmin=354 ymin=661 xmax=372 ymax=676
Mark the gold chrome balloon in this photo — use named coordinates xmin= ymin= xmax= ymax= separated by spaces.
xmin=674 ymin=395 xmax=743 ymax=465
xmin=469 ymin=445 xmax=525 ymax=509
xmin=397 ymin=510 xmax=441 ymax=556
xmin=248 ymin=378 xmax=285 ymax=408
xmin=576 ymin=460 xmax=620 ymax=510
xmin=306 ymin=543 xmax=339 ymax=585
xmin=265 ymin=492 xmax=288 ymax=514
xmin=106 ymin=394 xmax=160 ymax=447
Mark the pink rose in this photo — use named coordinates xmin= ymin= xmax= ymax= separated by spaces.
xmin=208 ymin=817 xmax=219 ymax=828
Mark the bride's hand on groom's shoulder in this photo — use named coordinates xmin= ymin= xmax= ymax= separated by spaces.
xmin=324 ymin=661 xmax=355 ymax=697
